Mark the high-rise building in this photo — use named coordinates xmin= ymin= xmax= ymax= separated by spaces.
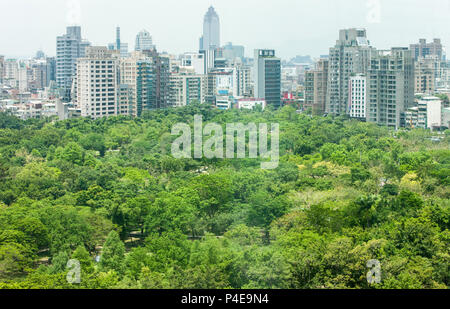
xmin=200 ymin=49 xmax=217 ymax=73
xmin=17 ymin=62 xmax=28 ymax=92
xmin=304 ymin=59 xmax=329 ymax=115
xmin=415 ymin=56 xmax=439 ymax=94
xmin=46 ymin=57 xmax=56 ymax=85
xmin=56 ymin=26 xmax=90 ymax=101
xmin=142 ymin=49 xmax=171 ymax=109
xmin=180 ymin=52 xmax=205 ymax=75
xmin=36 ymin=50 xmax=45 ymax=60
xmin=254 ymin=49 xmax=281 ymax=107
xmin=168 ymin=74 xmax=206 ymax=107
xmin=410 ymin=39 xmax=443 ymax=61
xmin=348 ymin=74 xmax=367 ymax=119
xmin=233 ymin=64 xmax=252 ymax=97
xmin=222 ymin=42 xmax=245 ymax=62
xmin=326 ymin=28 xmax=374 ymax=115
xmin=108 ymin=27 xmax=129 ymax=58
xmin=119 ymin=51 xmax=154 ymax=117
xmin=31 ymin=61 xmax=49 ymax=90
xmin=4 ymin=59 xmax=18 ymax=81
xmin=200 ymin=6 xmax=220 ymax=51
xmin=436 ymin=60 xmax=450 ymax=91
xmin=120 ymin=49 xmax=170 ymax=115
xmin=367 ymin=48 xmax=415 ymax=129
xmin=3 ymin=59 xmax=18 ymax=88
xmin=73 ymin=46 xmax=125 ymax=119
xmin=135 ymin=30 xmax=155 ymax=52
xmin=0 ymin=56 xmax=4 ymax=84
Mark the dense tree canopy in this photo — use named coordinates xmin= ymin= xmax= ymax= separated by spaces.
xmin=0 ymin=105 xmax=448 ymax=289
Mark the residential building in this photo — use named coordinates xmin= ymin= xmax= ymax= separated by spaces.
xmin=4 ymin=59 xmax=18 ymax=83
xmin=405 ymin=96 xmax=445 ymax=130
xmin=233 ymin=64 xmax=252 ymax=97
xmin=214 ymin=68 xmax=234 ymax=96
xmin=168 ymin=74 xmax=206 ymax=107
xmin=405 ymin=103 xmax=427 ymax=129
xmin=119 ymin=51 xmax=154 ymax=116
xmin=0 ymin=56 xmax=4 ymax=84
xmin=415 ymin=56 xmax=439 ymax=94
xmin=410 ymin=38 xmax=444 ymax=61
xmin=142 ymin=49 xmax=171 ymax=109
xmin=17 ymin=62 xmax=28 ymax=92
xmin=367 ymin=48 xmax=415 ymax=129
xmin=326 ymin=28 xmax=374 ymax=115
xmin=46 ymin=57 xmax=57 ymax=85
xmin=349 ymin=74 xmax=367 ymax=119
xmin=56 ymin=26 xmax=91 ymax=101
xmin=73 ymin=46 xmax=124 ymax=119
xmin=304 ymin=59 xmax=328 ymax=115
xmin=30 ymin=60 xmax=49 ymax=90
xmin=436 ymin=60 xmax=450 ymax=92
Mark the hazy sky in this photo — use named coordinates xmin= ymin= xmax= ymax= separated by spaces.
xmin=1 ymin=0 xmax=449 ymax=60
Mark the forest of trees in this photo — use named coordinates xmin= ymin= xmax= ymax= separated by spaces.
xmin=0 ymin=104 xmax=448 ymax=289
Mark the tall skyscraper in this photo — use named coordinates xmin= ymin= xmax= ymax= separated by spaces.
xmin=200 ymin=6 xmax=220 ymax=51
xmin=410 ymin=39 xmax=444 ymax=61
xmin=56 ymin=26 xmax=90 ymax=101
xmin=305 ymin=59 xmax=329 ymax=115
xmin=108 ymin=26 xmax=129 ymax=58
xmin=135 ymin=30 xmax=155 ymax=52
xmin=254 ymin=49 xmax=281 ymax=107
xmin=367 ymin=48 xmax=415 ymax=129
xmin=326 ymin=28 xmax=374 ymax=115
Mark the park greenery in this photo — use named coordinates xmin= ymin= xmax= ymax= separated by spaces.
xmin=0 ymin=104 xmax=448 ymax=289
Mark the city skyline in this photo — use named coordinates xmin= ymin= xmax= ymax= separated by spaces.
xmin=1 ymin=0 xmax=449 ymax=60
